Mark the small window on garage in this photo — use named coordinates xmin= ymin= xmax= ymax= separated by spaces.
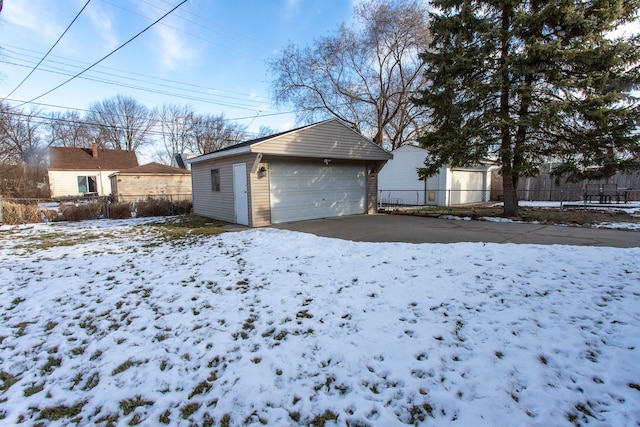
xmin=211 ymin=169 xmax=220 ymax=192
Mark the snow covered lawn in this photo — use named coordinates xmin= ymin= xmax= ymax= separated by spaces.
xmin=1 ymin=218 xmax=639 ymax=426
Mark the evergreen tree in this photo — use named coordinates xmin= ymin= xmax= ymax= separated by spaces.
xmin=413 ymin=0 xmax=640 ymax=216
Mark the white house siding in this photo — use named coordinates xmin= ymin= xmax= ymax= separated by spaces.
xmin=191 ymin=154 xmax=255 ymax=225
xmin=448 ymin=169 xmax=490 ymax=205
xmin=48 ymin=170 xmax=117 ymax=198
xmin=378 ymin=145 xmax=491 ymax=206
xmin=378 ymin=146 xmax=447 ymax=206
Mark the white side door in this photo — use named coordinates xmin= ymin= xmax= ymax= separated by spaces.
xmin=233 ymin=163 xmax=249 ymax=225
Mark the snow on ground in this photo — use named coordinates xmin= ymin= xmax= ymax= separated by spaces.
xmin=1 ymin=219 xmax=639 ymax=426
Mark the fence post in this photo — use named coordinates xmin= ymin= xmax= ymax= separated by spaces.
xmin=0 ymin=195 xmax=3 ymax=224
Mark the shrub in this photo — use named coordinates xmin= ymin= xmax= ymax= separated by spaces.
xmin=109 ymin=203 xmax=132 ymax=219
xmin=135 ymin=198 xmax=170 ymax=218
xmin=171 ymin=200 xmax=192 ymax=215
xmin=61 ymin=202 xmax=104 ymax=222
xmin=1 ymin=201 xmax=41 ymax=225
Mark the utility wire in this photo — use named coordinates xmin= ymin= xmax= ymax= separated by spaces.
xmin=18 ymin=0 xmax=188 ymax=107
xmin=1 ymin=0 xmax=92 ymax=102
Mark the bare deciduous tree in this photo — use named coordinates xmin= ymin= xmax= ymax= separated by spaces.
xmin=0 ymin=103 xmax=47 ymax=166
xmin=190 ymin=113 xmax=246 ymax=154
xmin=86 ymin=95 xmax=157 ymax=151
xmin=157 ymin=103 xmax=195 ymax=164
xmin=47 ymin=111 xmax=92 ymax=148
xmin=269 ymin=0 xmax=430 ymax=149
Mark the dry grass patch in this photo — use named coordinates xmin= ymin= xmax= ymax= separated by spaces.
xmin=391 ymin=204 xmax=640 ymax=226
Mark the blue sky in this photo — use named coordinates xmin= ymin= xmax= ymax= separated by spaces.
xmin=0 ymin=0 xmax=358 ymax=141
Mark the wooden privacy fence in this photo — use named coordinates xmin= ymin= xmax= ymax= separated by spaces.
xmin=491 ymin=167 xmax=640 ymax=202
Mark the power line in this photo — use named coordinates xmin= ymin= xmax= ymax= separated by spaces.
xmin=1 ymin=0 xmax=92 ymax=102
xmin=18 ymin=0 xmax=189 ymax=107
xmin=1 ymin=58 xmax=267 ymax=112
xmin=1 ymin=44 xmax=272 ymax=103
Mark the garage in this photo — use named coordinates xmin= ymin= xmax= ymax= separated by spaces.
xmin=188 ymin=119 xmax=392 ymax=227
xmin=269 ymin=162 xmax=366 ymax=223
xmin=450 ymin=170 xmax=487 ymax=204
xmin=378 ymin=146 xmax=492 ymax=207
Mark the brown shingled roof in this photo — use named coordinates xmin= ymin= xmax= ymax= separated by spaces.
xmin=48 ymin=147 xmax=138 ymax=171
xmin=112 ymin=162 xmax=191 ymax=175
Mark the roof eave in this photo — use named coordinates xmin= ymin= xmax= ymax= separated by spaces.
xmin=186 ymin=145 xmax=252 ymax=164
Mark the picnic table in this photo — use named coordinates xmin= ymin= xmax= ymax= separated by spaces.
xmin=583 ymin=184 xmax=632 ymax=204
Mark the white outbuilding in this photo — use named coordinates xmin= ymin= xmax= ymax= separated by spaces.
xmin=378 ymin=145 xmax=493 ymax=207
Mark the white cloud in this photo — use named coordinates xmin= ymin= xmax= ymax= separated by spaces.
xmin=153 ymin=24 xmax=198 ymax=71
xmin=84 ymin=4 xmax=118 ymax=51
xmin=2 ymin=1 xmax=64 ymax=42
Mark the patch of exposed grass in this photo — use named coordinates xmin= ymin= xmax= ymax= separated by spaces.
xmin=112 ymin=358 xmax=145 ymax=376
xmin=188 ymin=381 xmax=212 ymax=399
xmin=308 ymin=409 xmax=339 ymax=427
xmin=42 ymin=356 xmax=62 ymax=374
xmin=220 ymin=413 xmax=232 ymax=427
xmin=159 ymin=409 xmax=171 ymax=424
xmin=38 ymin=401 xmax=86 ymax=422
xmin=180 ymin=402 xmax=201 ymax=419
xmin=147 ymin=215 xmax=228 ymax=241
xmin=12 ymin=231 xmax=111 ymax=251
xmin=392 ymin=204 xmax=640 ymax=226
xmin=408 ymin=403 xmax=435 ymax=424
xmin=24 ymin=383 xmax=44 ymax=397
xmin=0 ymin=371 xmax=19 ymax=392
xmin=82 ymin=372 xmax=99 ymax=391
xmin=119 ymin=395 xmax=154 ymax=416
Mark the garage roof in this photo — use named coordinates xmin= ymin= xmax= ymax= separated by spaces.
xmin=188 ymin=119 xmax=392 ymax=164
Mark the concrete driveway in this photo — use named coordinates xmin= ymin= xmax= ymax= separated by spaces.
xmin=272 ymin=213 xmax=639 ymax=247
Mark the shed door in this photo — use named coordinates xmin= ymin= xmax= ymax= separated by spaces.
xmin=233 ymin=163 xmax=249 ymax=225
xmin=450 ymin=170 xmax=485 ymax=204
xmin=269 ymin=162 xmax=366 ymax=224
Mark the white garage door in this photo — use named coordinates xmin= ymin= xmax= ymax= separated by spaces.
xmin=269 ymin=162 xmax=366 ymax=223
xmin=450 ymin=170 xmax=486 ymax=204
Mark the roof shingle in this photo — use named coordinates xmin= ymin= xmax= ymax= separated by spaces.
xmin=112 ymin=162 xmax=191 ymax=175
xmin=48 ymin=147 xmax=138 ymax=171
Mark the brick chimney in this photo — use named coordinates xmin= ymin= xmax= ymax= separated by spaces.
xmin=92 ymin=143 xmax=98 ymax=158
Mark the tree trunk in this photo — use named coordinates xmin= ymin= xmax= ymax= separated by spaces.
xmin=499 ymin=5 xmax=519 ymax=217
xmin=502 ymin=170 xmax=519 ymax=217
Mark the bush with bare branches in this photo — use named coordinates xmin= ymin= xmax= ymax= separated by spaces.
xmin=61 ymin=202 xmax=104 ymax=222
xmin=1 ymin=201 xmax=41 ymax=225
xmin=109 ymin=203 xmax=132 ymax=219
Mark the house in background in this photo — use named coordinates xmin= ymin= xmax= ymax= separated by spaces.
xmin=109 ymin=162 xmax=192 ymax=202
xmin=48 ymin=144 xmax=138 ymax=198
xmin=188 ymin=119 xmax=392 ymax=226
xmin=378 ymin=145 xmax=493 ymax=207
xmin=172 ymin=154 xmax=196 ymax=171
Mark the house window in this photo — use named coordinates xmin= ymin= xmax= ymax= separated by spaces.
xmin=77 ymin=176 xmax=97 ymax=194
xmin=211 ymin=169 xmax=220 ymax=192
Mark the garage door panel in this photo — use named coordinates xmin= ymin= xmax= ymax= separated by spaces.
xmin=270 ymin=163 xmax=366 ymax=223
xmin=451 ymin=171 xmax=485 ymax=204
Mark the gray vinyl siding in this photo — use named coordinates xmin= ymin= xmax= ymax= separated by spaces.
xmin=191 ymin=154 xmax=256 ymax=224
xmin=252 ymin=120 xmax=391 ymax=161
